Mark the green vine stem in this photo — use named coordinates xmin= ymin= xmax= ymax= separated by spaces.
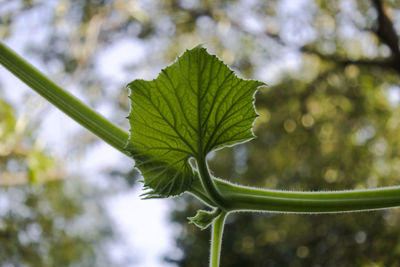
xmin=196 ymin=155 xmax=230 ymax=210
xmin=190 ymin=176 xmax=400 ymax=213
xmin=0 ymin=42 xmax=129 ymax=155
xmin=210 ymin=211 xmax=227 ymax=267
xmin=3 ymin=41 xmax=400 ymax=214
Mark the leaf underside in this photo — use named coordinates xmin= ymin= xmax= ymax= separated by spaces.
xmin=125 ymin=45 xmax=264 ymax=198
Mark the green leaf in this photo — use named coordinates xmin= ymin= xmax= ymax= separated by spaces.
xmin=188 ymin=209 xmax=222 ymax=230
xmin=125 ymin=45 xmax=265 ymax=198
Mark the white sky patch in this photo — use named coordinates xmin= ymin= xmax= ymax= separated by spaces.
xmin=96 ymin=39 xmax=146 ymax=83
xmin=256 ymin=51 xmax=302 ymax=84
xmin=281 ymin=0 xmax=309 ymax=12
xmin=278 ymin=0 xmax=316 ymax=46
xmin=354 ymin=125 xmax=376 ymax=145
xmin=387 ymin=86 xmax=400 ymax=107
xmin=242 ymin=15 xmax=265 ymax=34
xmin=106 ymin=189 xmax=177 ymax=267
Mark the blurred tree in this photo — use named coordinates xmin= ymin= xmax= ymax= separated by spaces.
xmin=2 ymin=0 xmax=400 ymax=266
xmin=0 ymin=99 xmax=107 ymax=266
xmin=0 ymin=180 xmax=115 ymax=267
xmin=0 ymin=98 xmax=60 ymax=185
xmin=163 ymin=0 xmax=400 ymax=266
xmin=0 ymin=97 xmax=137 ymax=266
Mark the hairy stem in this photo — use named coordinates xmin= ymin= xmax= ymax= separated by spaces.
xmin=210 ymin=211 xmax=227 ymax=267
xmin=191 ymin=177 xmax=400 ymax=213
xmin=197 ymin=156 xmax=230 ymax=210
xmin=189 ymin=179 xmax=217 ymax=207
xmin=0 ymin=42 xmax=129 ymax=155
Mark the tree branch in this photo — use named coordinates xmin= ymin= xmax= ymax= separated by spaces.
xmin=298 ymin=1 xmax=400 ymax=74
xmin=372 ymin=0 xmax=400 ymax=55
xmin=301 ymin=47 xmax=394 ymax=70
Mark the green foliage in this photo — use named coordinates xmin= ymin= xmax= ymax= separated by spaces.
xmin=0 ymin=99 xmax=16 ymax=138
xmin=0 ymin=99 xmax=57 ymax=184
xmin=126 ymin=46 xmax=264 ymax=198
xmin=0 ymin=180 xmax=118 ymax=267
xmin=0 ymin=98 xmax=121 ymax=266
